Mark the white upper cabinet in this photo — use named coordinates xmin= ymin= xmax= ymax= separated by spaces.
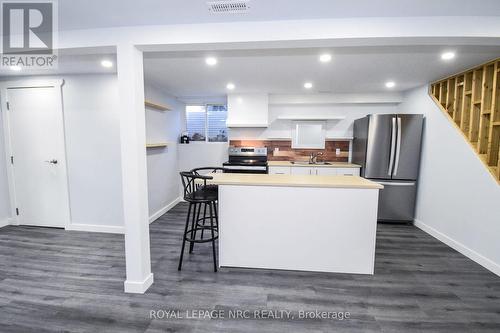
xmin=291 ymin=121 xmax=326 ymax=149
xmin=227 ymin=93 xmax=269 ymax=127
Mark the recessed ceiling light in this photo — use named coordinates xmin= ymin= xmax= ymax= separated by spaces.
xmin=10 ymin=65 xmax=22 ymax=71
xmin=205 ymin=57 xmax=217 ymax=66
xmin=319 ymin=54 xmax=332 ymax=63
xmin=101 ymin=60 xmax=113 ymax=68
xmin=441 ymin=52 xmax=455 ymax=60
xmin=304 ymin=82 xmax=313 ymax=89
xmin=385 ymin=81 xmax=396 ymax=88
xmin=226 ymin=83 xmax=235 ymax=90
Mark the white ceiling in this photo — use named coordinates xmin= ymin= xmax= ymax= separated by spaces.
xmin=58 ymin=0 xmax=500 ymax=31
xmin=2 ymin=45 xmax=499 ymax=99
xmin=143 ymin=45 xmax=500 ymax=98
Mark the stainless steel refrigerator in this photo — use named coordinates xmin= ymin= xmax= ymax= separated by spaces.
xmin=353 ymin=114 xmax=424 ymax=222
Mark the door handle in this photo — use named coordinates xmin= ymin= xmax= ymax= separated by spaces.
xmin=393 ymin=117 xmax=402 ymax=176
xmin=388 ymin=117 xmax=396 ymax=176
xmin=45 ymin=159 xmax=58 ymax=164
xmin=376 ymin=181 xmax=415 ymax=186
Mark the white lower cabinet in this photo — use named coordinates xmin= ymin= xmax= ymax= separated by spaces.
xmin=269 ymin=165 xmax=360 ymax=176
xmin=336 ymin=168 xmax=360 ymax=176
xmin=290 ymin=167 xmax=314 ymax=175
xmin=268 ymin=166 xmax=291 ymax=175
xmin=315 ymin=167 xmax=338 ymax=176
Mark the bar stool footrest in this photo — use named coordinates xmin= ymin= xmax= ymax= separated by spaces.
xmin=185 ymin=226 xmax=218 ymax=243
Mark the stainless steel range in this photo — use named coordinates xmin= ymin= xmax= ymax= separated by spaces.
xmin=223 ymin=147 xmax=268 ymax=174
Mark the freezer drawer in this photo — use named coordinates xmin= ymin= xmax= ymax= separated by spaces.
xmin=374 ymin=180 xmax=416 ymax=222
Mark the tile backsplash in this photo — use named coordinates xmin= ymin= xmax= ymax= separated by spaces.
xmin=229 ymin=140 xmax=350 ymax=162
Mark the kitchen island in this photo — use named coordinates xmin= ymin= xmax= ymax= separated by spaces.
xmin=206 ymin=173 xmax=383 ymax=275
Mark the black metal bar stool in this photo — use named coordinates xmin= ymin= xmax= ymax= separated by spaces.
xmin=191 ymin=167 xmax=225 ymax=235
xmin=178 ymin=171 xmax=219 ymax=272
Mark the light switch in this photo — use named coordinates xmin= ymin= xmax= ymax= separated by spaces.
xmin=335 ymin=148 xmax=341 ymax=156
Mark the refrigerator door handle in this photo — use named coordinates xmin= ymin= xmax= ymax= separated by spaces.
xmin=393 ymin=117 xmax=402 ymax=176
xmin=388 ymin=117 xmax=396 ymax=176
xmin=376 ymin=181 xmax=415 ymax=186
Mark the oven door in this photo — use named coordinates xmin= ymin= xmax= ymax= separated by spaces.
xmin=223 ymin=164 xmax=268 ymax=174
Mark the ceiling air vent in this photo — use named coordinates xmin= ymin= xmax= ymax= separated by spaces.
xmin=207 ymin=0 xmax=250 ymax=14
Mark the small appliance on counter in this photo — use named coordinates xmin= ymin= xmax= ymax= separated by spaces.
xmin=223 ymin=147 xmax=268 ymax=174
xmin=180 ymin=132 xmax=190 ymax=144
xmin=353 ymin=114 xmax=424 ymax=223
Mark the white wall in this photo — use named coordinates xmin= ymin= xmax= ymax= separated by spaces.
xmin=399 ymin=85 xmax=500 ymax=276
xmin=61 ymin=75 xmax=125 ymax=231
xmin=0 ymin=110 xmax=11 ymax=227
xmin=0 ymin=74 xmax=125 ymax=232
xmin=144 ymin=83 xmax=184 ymax=220
xmin=178 ymin=143 xmax=228 ymax=173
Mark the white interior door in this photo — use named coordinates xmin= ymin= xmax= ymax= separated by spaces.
xmin=7 ymin=86 xmax=70 ymax=228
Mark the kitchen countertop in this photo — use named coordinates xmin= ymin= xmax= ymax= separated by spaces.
xmin=268 ymin=161 xmax=361 ymax=168
xmin=204 ymin=173 xmax=382 ymax=189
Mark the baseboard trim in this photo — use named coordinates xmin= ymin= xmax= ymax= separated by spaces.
xmin=66 ymin=223 xmax=125 ymax=234
xmin=0 ymin=218 xmax=17 ymax=228
xmin=414 ymin=219 xmax=500 ymax=277
xmin=0 ymin=219 xmax=9 ymax=228
xmin=124 ymin=273 xmax=154 ymax=294
xmin=149 ymin=197 xmax=181 ymax=224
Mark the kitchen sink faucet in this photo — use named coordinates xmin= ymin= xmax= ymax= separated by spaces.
xmin=309 ymin=152 xmax=323 ymax=164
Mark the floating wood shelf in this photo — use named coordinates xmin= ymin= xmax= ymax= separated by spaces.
xmin=145 ymin=100 xmax=171 ymax=111
xmin=146 ymin=143 xmax=168 ymax=148
xmin=431 ymin=57 xmax=500 ymax=183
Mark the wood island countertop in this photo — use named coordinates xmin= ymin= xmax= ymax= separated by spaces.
xmin=204 ymin=173 xmax=383 ymax=189
xmin=268 ymin=161 xmax=361 ymax=168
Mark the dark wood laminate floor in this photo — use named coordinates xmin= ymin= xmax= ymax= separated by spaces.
xmin=0 ymin=202 xmax=499 ymax=333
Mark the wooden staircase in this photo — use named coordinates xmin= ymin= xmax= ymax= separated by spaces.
xmin=430 ymin=57 xmax=500 ymax=184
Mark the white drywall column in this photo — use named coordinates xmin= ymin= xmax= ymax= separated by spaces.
xmin=117 ymin=44 xmax=153 ymax=293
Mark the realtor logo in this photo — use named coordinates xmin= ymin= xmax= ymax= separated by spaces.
xmin=1 ymin=0 xmax=58 ymax=69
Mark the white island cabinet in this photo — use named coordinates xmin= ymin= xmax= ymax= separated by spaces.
xmin=205 ymin=173 xmax=383 ymax=275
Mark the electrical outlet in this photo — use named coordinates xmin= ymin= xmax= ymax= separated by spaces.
xmin=274 ymin=147 xmax=279 ymax=153
xmin=335 ymin=148 xmax=341 ymax=156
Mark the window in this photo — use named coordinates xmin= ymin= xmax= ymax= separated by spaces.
xmin=186 ymin=104 xmax=228 ymax=142
xmin=186 ymin=105 xmax=206 ymax=141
